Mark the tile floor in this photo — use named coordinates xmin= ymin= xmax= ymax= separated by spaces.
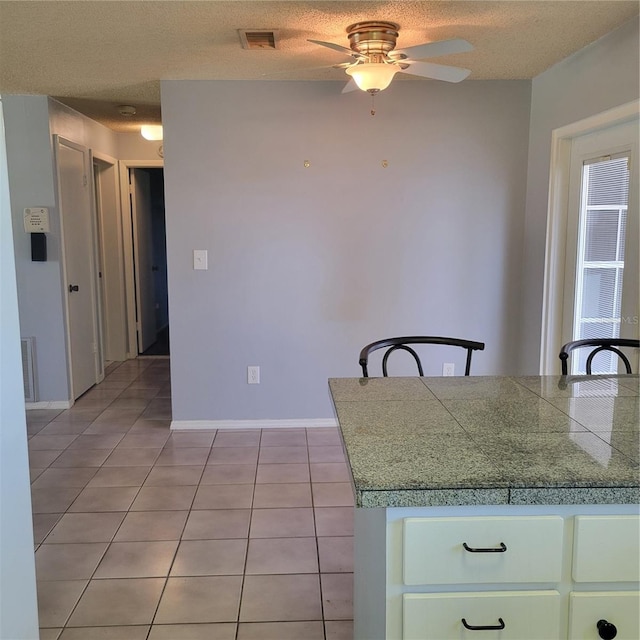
xmin=27 ymin=358 xmax=354 ymax=640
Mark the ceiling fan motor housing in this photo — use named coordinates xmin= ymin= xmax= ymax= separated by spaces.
xmin=347 ymin=21 xmax=400 ymax=61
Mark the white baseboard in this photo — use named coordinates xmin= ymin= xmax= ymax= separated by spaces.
xmin=25 ymin=400 xmax=72 ymax=410
xmin=170 ymin=418 xmax=339 ymax=431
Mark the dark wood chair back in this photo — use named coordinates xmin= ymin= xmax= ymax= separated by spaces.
xmin=559 ymin=338 xmax=640 ymax=375
xmin=359 ymin=336 xmax=485 ymax=377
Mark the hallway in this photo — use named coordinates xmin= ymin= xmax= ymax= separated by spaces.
xmin=27 ymin=358 xmax=354 ymax=639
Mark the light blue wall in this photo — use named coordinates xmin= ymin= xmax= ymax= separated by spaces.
xmin=0 ymin=97 xmax=39 ymax=639
xmin=520 ymin=17 xmax=640 ymax=373
xmin=162 ymin=79 xmax=532 ymax=421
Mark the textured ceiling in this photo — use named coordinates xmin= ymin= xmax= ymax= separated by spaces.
xmin=1 ymin=1 xmax=638 ymax=131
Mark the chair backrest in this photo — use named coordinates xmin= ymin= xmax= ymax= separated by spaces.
xmin=359 ymin=336 xmax=485 ymax=377
xmin=559 ymin=338 xmax=640 ymax=375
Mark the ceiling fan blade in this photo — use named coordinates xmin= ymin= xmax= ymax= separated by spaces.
xmin=341 ymin=78 xmax=359 ymax=94
xmin=308 ymin=39 xmax=368 ymax=60
xmin=398 ymin=61 xmax=470 ymax=83
xmin=392 ymin=38 xmax=473 ymax=61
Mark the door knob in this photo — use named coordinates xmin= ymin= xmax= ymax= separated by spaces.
xmin=597 ymin=619 xmax=617 ymax=639
xmin=68 ymin=284 xmax=79 ymax=292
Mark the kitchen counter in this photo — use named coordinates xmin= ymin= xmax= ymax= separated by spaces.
xmin=329 ymin=375 xmax=639 ymax=508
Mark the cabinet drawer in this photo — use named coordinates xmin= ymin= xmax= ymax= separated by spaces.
xmin=569 ymin=592 xmax=640 ymax=640
xmin=573 ymin=516 xmax=640 ymax=582
xmin=403 ymin=590 xmax=561 ymax=640
xmin=403 ymin=516 xmax=564 ymax=585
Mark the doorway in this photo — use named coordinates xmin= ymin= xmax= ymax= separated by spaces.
xmin=130 ymin=167 xmax=169 ymax=356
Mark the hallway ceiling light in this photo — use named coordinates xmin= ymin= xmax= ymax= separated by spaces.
xmin=118 ymin=105 xmax=137 ymax=116
xmin=141 ymin=125 xmax=163 ymax=141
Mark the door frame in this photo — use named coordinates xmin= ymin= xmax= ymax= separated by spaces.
xmin=54 ymin=135 xmax=104 ymax=399
xmin=118 ymin=159 xmax=164 ymax=358
xmin=540 ymin=100 xmax=639 ymax=374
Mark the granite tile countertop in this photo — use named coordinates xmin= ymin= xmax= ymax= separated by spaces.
xmin=329 ymin=375 xmax=640 ymax=508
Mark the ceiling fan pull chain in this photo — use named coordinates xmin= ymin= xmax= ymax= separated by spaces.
xmin=370 ymin=92 xmax=376 ymax=116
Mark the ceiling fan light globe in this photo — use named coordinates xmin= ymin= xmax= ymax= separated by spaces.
xmin=346 ymin=63 xmax=398 ymax=92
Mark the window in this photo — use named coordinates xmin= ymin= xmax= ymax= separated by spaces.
xmin=572 ymin=155 xmax=630 ymax=373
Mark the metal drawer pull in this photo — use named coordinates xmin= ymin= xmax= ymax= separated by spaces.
xmin=462 ymin=542 xmax=507 ymax=553
xmin=461 ymin=617 xmax=505 ymax=631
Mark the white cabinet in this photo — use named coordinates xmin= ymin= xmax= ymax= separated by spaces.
xmin=404 ymin=590 xmax=561 ymax=640
xmin=403 ymin=516 xmax=564 ymax=585
xmin=375 ymin=510 xmax=640 ymax=640
xmin=572 ymin=516 xmax=640 ymax=582
xmin=569 ymin=592 xmax=640 ymax=640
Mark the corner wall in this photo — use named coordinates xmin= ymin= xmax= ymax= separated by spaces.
xmin=161 ymin=79 xmax=531 ymax=421
xmin=520 ymin=17 xmax=640 ymax=373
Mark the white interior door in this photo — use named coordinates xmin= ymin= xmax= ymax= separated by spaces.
xmin=562 ymin=119 xmax=639 ymax=373
xmin=56 ymin=137 xmax=100 ymax=398
xmin=131 ymin=168 xmax=157 ymax=354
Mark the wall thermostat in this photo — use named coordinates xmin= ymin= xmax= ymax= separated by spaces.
xmin=24 ymin=208 xmax=50 ymax=233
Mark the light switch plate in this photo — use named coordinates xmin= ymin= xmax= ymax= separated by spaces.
xmin=193 ymin=249 xmax=208 ymax=270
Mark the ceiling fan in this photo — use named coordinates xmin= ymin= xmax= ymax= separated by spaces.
xmin=309 ymin=21 xmax=473 ymax=94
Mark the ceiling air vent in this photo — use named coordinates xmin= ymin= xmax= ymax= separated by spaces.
xmin=238 ymin=29 xmax=279 ymax=50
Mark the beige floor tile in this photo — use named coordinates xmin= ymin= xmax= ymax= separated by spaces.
xmin=321 ymin=573 xmax=354 ymax=620
xmin=108 ymin=398 xmax=151 ymax=411
xmin=255 ymin=463 xmax=310 ymax=484
xmin=306 ymin=428 xmax=342 ymax=447
xmin=118 ymin=387 xmax=161 ymax=400
xmin=156 ymin=447 xmax=210 ymax=466
xmin=141 ymin=399 xmax=172 ymax=420
xmin=94 ymin=540 xmax=178 ymax=578
xmin=325 ymin=620 xmax=354 ymax=640
xmin=38 ymin=421 xmax=92 ymax=435
xmin=312 ymin=482 xmax=355 ymax=507
xmin=27 ymin=409 xmax=63 ymax=423
xmin=131 ymin=486 xmax=196 ymax=511
xmin=182 ymin=509 xmax=250 ymax=539
xmin=27 ymin=423 xmax=48 ymax=436
xmin=128 ymin=419 xmax=171 ymax=434
xmin=165 ymin=432 xmax=216 ymax=448
xmin=116 ymin=433 xmax=170 ymax=448
xmin=318 ymin=536 xmax=354 ymax=573
xmin=192 ymin=484 xmax=253 ymax=509
xmin=249 ymin=507 xmax=315 ymax=538
xmin=31 ymin=487 xmax=83 ymax=514
xmin=36 ymin=580 xmax=88 ymax=627
xmin=207 ymin=447 xmax=259 ymax=465
xmin=82 ymin=422 xmax=133 ymax=435
xmin=308 ymin=446 xmax=347 ymax=463
xmin=67 ymin=578 xmax=164 ymax=626
xmin=29 ymin=435 xmax=78 ymax=450
xmin=36 ymin=543 xmax=108 ymax=580
xmin=52 ymin=408 xmax=102 ymax=424
xmin=212 ymin=430 xmax=261 ymax=448
xmin=33 ymin=513 xmax=63 ymax=544
xmin=154 ymin=576 xmax=242 ymax=624
xmin=59 ymin=626 xmax=150 ymax=639
xmin=171 ymin=539 xmax=247 ymax=576
xmin=259 ymin=429 xmax=307 ymax=447
xmin=103 ymin=447 xmax=162 ymax=467
xmin=310 ymin=462 xmax=351 ymax=483
xmin=67 ymin=434 xmax=125 ymax=450
xmin=51 ymin=449 xmax=111 ymax=468
xmin=68 ymin=487 xmax=139 ymax=512
xmin=245 ymin=537 xmax=318 ymax=574
xmin=30 ymin=467 xmax=46 ymax=482
xmin=46 ymin=512 xmax=126 ymax=543
xmin=258 ymin=446 xmax=308 ymax=464
xmin=252 ymin=483 xmax=312 ymax=508
xmin=199 ymin=464 xmax=256 ymax=485
xmin=114 ymin=510 xmax=188 ymax=541
xmin=38 ymin=629 xmax=62 ymax=640
xmin=314 ymin=507 xmax=354 ymax=536
xmin=148 ymin=623 xmax=236 ymax=640
xmin=29 ymin=450 xmax=64 ymax=468
xmin=239 ymin=574 xmax=322 ymax=622
xmin=144 ymin=465 xmax=204 ymax=486
xmin=31 ymin=467 xmax=98 ymax=489
xmin=237 ymin=621 xmax=324 ymax=640
xmin=87 ymin=466 xmax=151 ymax=487
xmin=91 ymin=408 xmax=143 ymax=425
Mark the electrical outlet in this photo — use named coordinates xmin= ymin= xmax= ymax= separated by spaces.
xmin=247 ymin=366 xmax=260 ymax=384
xmin=442 ymin=363 xmax=455 ymax=377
